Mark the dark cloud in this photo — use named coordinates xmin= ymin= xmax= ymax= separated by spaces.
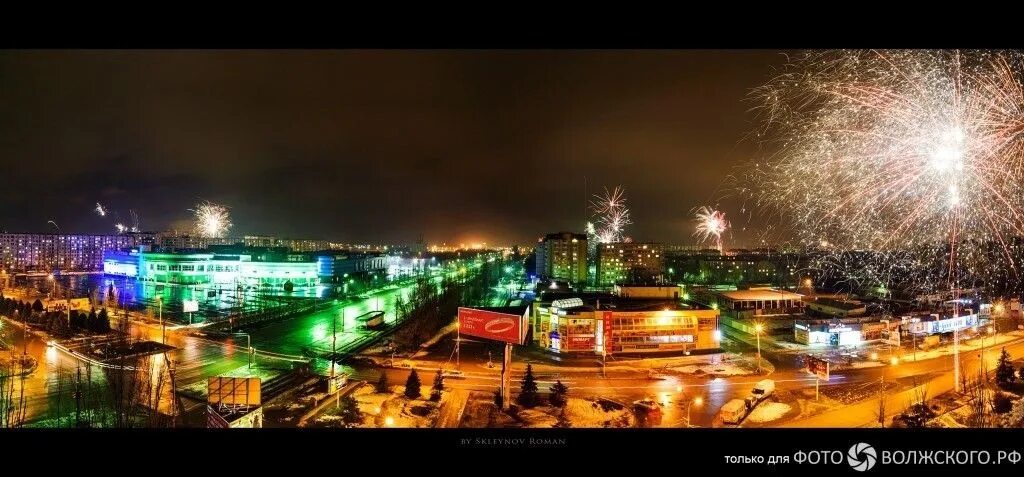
xmin=0 ymin=50 xmax=783 ymax=245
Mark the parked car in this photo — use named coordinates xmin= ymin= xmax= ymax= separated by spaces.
xmin=633 ymin=399 xmax=664 ymax=426
xmin=720 ymin=399 xmax=748 ymax=425
xmin=442 ymin=369 xmax=466 ymax=379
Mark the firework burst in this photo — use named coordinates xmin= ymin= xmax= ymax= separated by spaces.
xmin=750 ymin=50 xmax=1024 ymax=295
xmin=191 ymin=201 xmax=232 ymax=238
xmin=94 ymin=202 xmax=106 ymax=217
xmin=694 ymin=207 xmax=729 ymax=253
xmin=590 ymin=186 xmax=632 ymax=243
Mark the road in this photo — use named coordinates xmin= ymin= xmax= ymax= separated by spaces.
xmin=783 ymin=335 xmax=1024 ymax=427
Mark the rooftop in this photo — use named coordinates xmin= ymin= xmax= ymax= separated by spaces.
xmin=716 ymin=289 xmax=804 ymax=301
xmin=470 ymin=305 xmax=531 ymax=316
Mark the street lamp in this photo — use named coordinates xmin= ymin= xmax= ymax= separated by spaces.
xmin=754 ymin=323 xmax=765 ymax=373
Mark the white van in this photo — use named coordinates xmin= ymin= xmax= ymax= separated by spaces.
xmin=750 ymin=379 xmax=775 ymax=402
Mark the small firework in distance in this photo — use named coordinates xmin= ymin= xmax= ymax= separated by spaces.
xmin=192 ymin=201 xmax=232 ymax=238
xmin=694 ymin=207 xmax=729 ymax=253
xmin=590 ymin=186 xmax=632 ymax=243
xmin=94 ymin=202 xmax=106 ymax=217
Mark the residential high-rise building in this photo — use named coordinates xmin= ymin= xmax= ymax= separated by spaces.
xmin=596 ymin=242 xmax=663 ymax=285
xmin=0 ymin=232 xmax=154 ymax=272
xmin=535 ymin=232 xmax=588 ymax=283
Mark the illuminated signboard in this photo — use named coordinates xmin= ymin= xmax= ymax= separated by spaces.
xmin=458 ymin=307 xmax=527 ymax=344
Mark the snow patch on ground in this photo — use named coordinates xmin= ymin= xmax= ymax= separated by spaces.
xmin=564 ymin=398 xmax=630 ymax=428
xmin=849 ymin=361 xmax=885 ymax=369
xmin=747 ymin=403 xmax=792 ymax=423
xmin=669 ymin=361 xmax=755 ymax=376
xmin=518 ymin=408 xmax=559 ymax=428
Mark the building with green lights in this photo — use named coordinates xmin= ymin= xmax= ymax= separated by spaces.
xmin=103 ymin=248 xmax=319 ymax=288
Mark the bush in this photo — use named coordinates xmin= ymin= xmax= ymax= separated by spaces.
xmin=993 ymin=393 xmax=1014 ymax=414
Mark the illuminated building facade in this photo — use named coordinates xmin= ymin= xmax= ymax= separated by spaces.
xmin=535 ymin=232 xmax=588 ymax=284
xmin=0 ymin=233 xmax=154 ymax=272
xmin=530 ymin=288 xmax=720 ymax=355
xmin=596 ymin=242 xmax=663 ymax=285
xmin=103 ymin=249 xmax=319 ymax=287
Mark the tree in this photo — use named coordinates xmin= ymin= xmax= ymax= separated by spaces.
xmin=549 ymin=380 xmax=568 ymax=407
xmin=1019 ymin=366 xmax=1024 ymax=383
xmin=70 ymin=311 xmax=86 ymax=331
xmin=283 ymin=281 xmax=294 ymax=293
xmin=337 ymin=394 xmax=363 ymax=427
xmin=32 ymin=299 xmax=43 ymax=313
xmin=97 ymin=308 xmax=110 ymax=333
xmin=87 ymin=309 xmax=98 ymax=332
xmin=553 ymin=409 xmax=571 ymax=428
xmin=107 ymin=284 xmax=115 ymax=304
xmin=375 ymin=372 xmax=389 ymax=393
xmin=995 ymin=348 xmax=1016 ymax=388
xmin=431 ymin=369 xmax=444 ymax=401
xmin=517 ymin=364 xmax=539 ymax=408
xmin=404 ymin=369 xmax=421 ymax=399
xmin=993 ymin=393 xmax=1013 ymax=414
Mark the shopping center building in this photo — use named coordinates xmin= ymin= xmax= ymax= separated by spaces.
xmin=103 ymin=248 xmax=319 ymax=288
xmin=530 ymin=285 xmax=720 ymax=355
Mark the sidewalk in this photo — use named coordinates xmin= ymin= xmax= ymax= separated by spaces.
xmin=894 ymin=330 xmax=1024 ymax=363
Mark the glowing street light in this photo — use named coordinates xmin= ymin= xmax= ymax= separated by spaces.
xmin=384 ymin=416 xmax=395 ymax=427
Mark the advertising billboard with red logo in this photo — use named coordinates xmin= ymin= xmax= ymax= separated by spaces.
xmin=458 ymin=307 xmax=527 ymax=344
xmin=564 ymin=335 xmax=594 ymax=351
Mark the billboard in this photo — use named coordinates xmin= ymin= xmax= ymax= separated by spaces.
xmin=208 ymin=377 xmax=261 ymax=406
xmin=806 ymin=356 xmax=830 ymax=381
xmin=183 ymin=300 xmax=199 ymax=313
xmin=458 ymin=307 xmax=526 ymax=344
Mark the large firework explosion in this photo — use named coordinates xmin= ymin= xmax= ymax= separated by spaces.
xmin=590 ymin=186 xmax=632 ymax=243
xmin=749 ymin=50 xmax=1024 ymax=296
xmin=192 ymin=201 xmax=232 ymax=238
xmin=694 ymin=206 xmax=729 ymax=253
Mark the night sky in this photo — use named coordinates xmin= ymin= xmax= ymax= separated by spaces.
xmin=0 ymin=50 xmax=785 ymax=246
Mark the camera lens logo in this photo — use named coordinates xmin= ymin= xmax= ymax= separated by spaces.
xmin=847 ymin=443 xmax=877 ymax=472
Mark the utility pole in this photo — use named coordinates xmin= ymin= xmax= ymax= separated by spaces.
xmin=331 ymin=312 xmax=337 ymax=380
xmin=158 ymin=296 xmax=165 ymax=345
xmin=953 ymin=299 xmax=960 ymax=393
xmin=20 ymin=310 xmax=27 ymax=356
